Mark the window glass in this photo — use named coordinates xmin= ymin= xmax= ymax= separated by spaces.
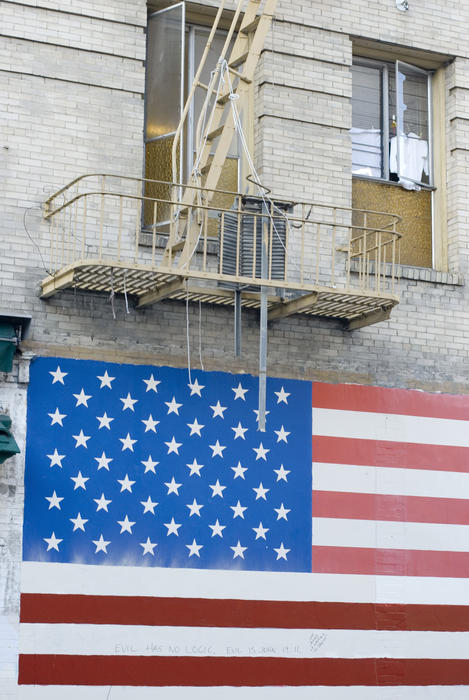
xmin=145 ymin=5 xmax=184 ymax=140
xmin=393 ymin=62 xmax=430 ymax=185
xmin=351 ymin=64 xmax=382 ymax=177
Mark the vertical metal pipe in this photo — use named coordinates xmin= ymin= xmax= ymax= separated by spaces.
xmin=234 ymin=289 xmax=242 ymax=357
xmin=258 ymin=206 xmax=269 ymax=433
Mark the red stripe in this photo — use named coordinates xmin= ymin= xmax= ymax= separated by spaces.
xmin=312 ymin=545 xmax=469 ymax=578
xmin=18 ymin=655 xmax=469 ymax=686
xmin=313 ymin=382 xmax=469 ymax=420
xmin=19 ymin=593 xmax=469 ymax=631
xmin=313 ymin=490 xmax=469 ymax=525
xmin=313 ymin=435 xmax=469 ymax=473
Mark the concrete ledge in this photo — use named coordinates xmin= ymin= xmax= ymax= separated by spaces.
xmin=349 ymin=260 xmax=464 ymax=286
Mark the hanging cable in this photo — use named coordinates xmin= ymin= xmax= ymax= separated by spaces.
xmin=185 ymin=283 xmax=192 ymax=386
xmin=109 ymin=268 xmax=116 ymax=320
xmin=198 ymin=300 xmax=204 ymax=371
xmin=123 ymin=270 xmax=129 ymax=314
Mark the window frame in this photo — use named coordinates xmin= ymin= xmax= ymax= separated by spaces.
xmin=352 ymin=56 xmax=434 ymax=188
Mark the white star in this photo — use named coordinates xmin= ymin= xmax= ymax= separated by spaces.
xmin=253 ymin=442 xmax=270 ymax=461
xmin=97 ymin=370 xmax=115 ymax=389
xmin=165 ymin=477 xmax=182 ymax=495
xmin=187 ymin=418 xmax=205 ymax=436
xmin=231 ymin=461 xmax=248 ymax=479
xmin=141 ymin=455 xmax=158 ymax=474
xmin=186 ymin=498 xmax=204 ymax=517
xmin=45 ymin=490 xmax=63 ymax=510
xmin=186 ymin=539 xmax=203 ymax=557
xmin=231 ymin=422 xmax=248 ymax=440
xmin=141 ymin=496 xmax=158 ymax=514
xmin=94 ymin=493 xmax=111 ymax=512
xmin=120 ymin=393 xmax=138 ymax=411
xmin=209 ymin=479 xmax=226 ymax=498
xmin=209 ymin=519 xmax=226 ymax=538
xmin=93 ymin=534 xmax=110 ymax=553
xmin=164 ymin=517 xmax=181 ymax=536
xmin=253 ymin=408 xmax=270 ymax=422
xmin=70 ymin=512 xmax=88 ymax=532
xmin=165 ymin=436 xmax=182 ymax=455
xmin=274 ymin=386 xmax=290 ymax=404
xmin=253 ymin=522 xmax=269 ymax=540
xmin=44 ymin=532 xmax=62 ymax=551
xmin=47 ymin=448 xmax=65 ymax=468
xmin=117 ymin=474 xmax=135 ymax=493
xmin=186 ymin=458 xmax=204 ymax=476
xmin=232 ymin=382 xmax=248 ymax=400
xmin=48 ymin=408 xmax=66 ymax=426
xmin=94 ymin=451 xmax=113 ymax=470
xmin=72 ymin=429 xmax=91 ymax=448
xmin=49 ymin=366 xmax=67 ymax=384
xmin=231 ymin=540 xmax=247 ymax=559
xmin=140 ymin=537 xmax=157 ymax=555
xmin=209 ymin=440 xmax=226 ymax=458
xmin=117 ymin=515 xmax=136 ymax=534
xmin=143 ymin=374 xmax=160 ymax=392
xmin=96 ymin=412 xmax=114 ymax=430
xmin=142 ymin=414 xmax=159 ymax=433
xmin=230 ymin=500 xmax=247 ymax=519
xmin=274 ymin=425 xmax=290 ymax=443
xmin=119 ymin=433 xmax=137 ymax=452
xmin=253 ymin=482 xmax=269 ymax=500
xmin=274 ymin=503 xmax=290 ymax=521
xmin=188 ymin=378 xmax=205 ymax=396
xmin=210 ymin=401 xmax=227 ymax=418
xmin=73 ymin=388 xmax=91 ymax=407
xmin=70 ymin=471 xmax=89 ymax=490
xmin=274 ymin=542 xmax=291 ymax=561
xmin=274 ymin=464 xmax=290 ymax=482
xmin=165 ymin=396 xmax=182 ymax=415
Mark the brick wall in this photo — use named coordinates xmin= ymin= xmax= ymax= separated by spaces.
xmin=2 ymin=0 xmax=469 ymax=694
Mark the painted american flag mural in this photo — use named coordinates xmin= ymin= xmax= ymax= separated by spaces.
xmin=19 ymin=357 xmax=469 ymax=697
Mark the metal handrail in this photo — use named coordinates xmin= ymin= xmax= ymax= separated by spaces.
xmin=43 ymin=175 xmax=401 ymax=299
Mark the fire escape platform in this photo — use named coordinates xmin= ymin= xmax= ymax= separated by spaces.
xmin=41 ymin=259 xmax=399 ymax=329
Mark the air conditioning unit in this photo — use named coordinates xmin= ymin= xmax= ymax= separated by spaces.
xmin=219 ymin=196 xmax=292 ymax=288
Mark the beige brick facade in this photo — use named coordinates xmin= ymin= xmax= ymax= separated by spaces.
xmin=2 ymin=0 xmax=469 ymax=695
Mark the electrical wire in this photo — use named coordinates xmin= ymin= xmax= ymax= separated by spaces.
xmin=23 ymin=205 xmax=52 ymax=276
xmin=185 ymin=284 xmax=192 ymax=386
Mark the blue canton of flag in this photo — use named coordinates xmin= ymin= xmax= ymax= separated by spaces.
xmin=23 ymin=358 xmax=312 ymax=572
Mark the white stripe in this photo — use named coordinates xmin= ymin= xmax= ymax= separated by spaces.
xmin=21 ymin=561 xmax=469 ymax=605
xmin=17 ymin=686 xmax=469 ymax=699
xmin=313 ymin=517 xmax=469 ymax=552
xmin=313 ymin=462 xmax=469 ymax=499
xmin=19 ymin=623 xmax=469 ymax=659
xmin=313 ymin=408 xmax=469 ymax=447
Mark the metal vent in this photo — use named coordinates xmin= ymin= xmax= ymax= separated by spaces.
xmin=219 ymin=196 xmax=292 ymax=286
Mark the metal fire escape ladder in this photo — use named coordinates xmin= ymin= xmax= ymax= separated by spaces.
xmin=163 ymin=0 xmax=277 ymax=269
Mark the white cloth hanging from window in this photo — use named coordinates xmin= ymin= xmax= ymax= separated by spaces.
xmin=350 ymin=127 xmax=381 ymax=178
xmin=390 ymin=132 xmax=429 ymax=186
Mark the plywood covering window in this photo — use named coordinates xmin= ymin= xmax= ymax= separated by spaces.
xmin=144 ymin=3 xmax=240 ymax=226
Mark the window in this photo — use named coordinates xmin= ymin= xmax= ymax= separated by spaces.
xmin=144 ymin=4 xmax=240 ymax=226
xmin=351 ymin=58 xmax=433 ymax=189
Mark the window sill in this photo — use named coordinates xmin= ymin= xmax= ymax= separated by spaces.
xmin=349 ymin=259 xmax=463 ymax=286
xmin=352 ymin=175 xmax=436 ymax=192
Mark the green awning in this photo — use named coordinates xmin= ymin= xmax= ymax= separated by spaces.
xmin=0 ymin=323 xmax=17 ymax=373
xmin=0 ymin=414 xmax=20 ymax=464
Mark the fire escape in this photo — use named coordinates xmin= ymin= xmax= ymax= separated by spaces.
xmin=41 ymin=0 xmax=401 ymax=332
